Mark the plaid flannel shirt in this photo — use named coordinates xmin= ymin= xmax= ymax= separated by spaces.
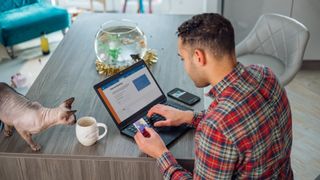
xmin=157 ymin=62 xmax=293 ymax=179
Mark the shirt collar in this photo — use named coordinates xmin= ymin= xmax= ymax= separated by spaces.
xmin=206 ymin=62 xmax=245 ymax=98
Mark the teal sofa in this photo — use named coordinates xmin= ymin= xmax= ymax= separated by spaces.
xmin=0 ymin=0 xmax=70 ymax=48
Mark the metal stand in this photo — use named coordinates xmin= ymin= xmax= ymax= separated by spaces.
xmin=62 ymin=28 xmax=68 ymax=36
xmin=6 ymin=46 xmax=15 ymax=59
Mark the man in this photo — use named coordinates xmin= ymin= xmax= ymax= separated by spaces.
xmin=134 ymin=13 xmax=293 ymax=179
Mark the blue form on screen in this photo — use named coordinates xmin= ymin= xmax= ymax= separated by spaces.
xmin=133 ymin=74 xmax=150 ymax=91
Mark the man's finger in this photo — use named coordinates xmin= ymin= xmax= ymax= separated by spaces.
xmin=147 ymin=106 xmax=160 ymax=117
xmin=147 ymin=104 xmax=167 ymax=117
xmin=154 ymin=120 xmax=171 ymax=127
xmin=134 ymin=131 xmax=143 ymax=143
xmin=145 ymin=127 xmax=157 ymax=136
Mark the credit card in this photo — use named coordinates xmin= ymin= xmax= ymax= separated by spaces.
xmin=133 ymin=118 xmax=150 ymax=137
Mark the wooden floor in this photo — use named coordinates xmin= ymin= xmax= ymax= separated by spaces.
xmin=286 ymin=69 xmax=320 ymax=180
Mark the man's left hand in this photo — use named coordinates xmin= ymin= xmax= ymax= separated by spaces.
xmin=134 ymin=127 xmax=169 ymax=159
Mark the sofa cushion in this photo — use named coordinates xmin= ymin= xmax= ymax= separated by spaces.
xmin=0 ymin=0 xmax=38 ymax=12
xmin=0 ymin=3 xmax=70 ymax=46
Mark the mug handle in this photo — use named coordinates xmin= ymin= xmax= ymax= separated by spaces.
xmin=97 ymin=123 xmax=108 ymax=140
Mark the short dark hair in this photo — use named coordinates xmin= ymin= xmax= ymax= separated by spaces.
xmin=177 ymin=13 xmax=235 ymax=58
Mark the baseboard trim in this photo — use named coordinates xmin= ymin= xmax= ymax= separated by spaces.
xmin=301 ymin=60 xmax=320 ymax=70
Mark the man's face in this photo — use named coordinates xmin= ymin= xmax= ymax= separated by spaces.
xmin=177 ymin=38 xmax=210 ymax=88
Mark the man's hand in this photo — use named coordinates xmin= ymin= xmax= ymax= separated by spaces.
xmin=134 ymin=127 xmax=169 ymax=159
xmin=147 ymin=104 xmax=194 ymax=127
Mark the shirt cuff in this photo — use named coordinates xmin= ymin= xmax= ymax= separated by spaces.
xmin=156 ymin=151 xmax=178 ymax=174
xmin=191 ymin=111 xmax=204 ymax=128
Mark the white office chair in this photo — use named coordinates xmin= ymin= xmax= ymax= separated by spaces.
xmin=236 ymin=13 xmax=309 ymax=86
xmin=203 ymin=13 xmax=309 ymax=109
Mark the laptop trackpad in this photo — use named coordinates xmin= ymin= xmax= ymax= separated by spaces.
xmin=154 ymin=126 xmax=174 ymax=132
xmin=157 ymin=125 xmax=190 ymax=145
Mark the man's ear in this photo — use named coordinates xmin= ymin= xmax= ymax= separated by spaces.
xmin=193 ymin=49 xmax=206 ymax=66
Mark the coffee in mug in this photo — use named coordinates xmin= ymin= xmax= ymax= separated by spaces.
xmin=76 ymin=116 xmax=107 ymax=146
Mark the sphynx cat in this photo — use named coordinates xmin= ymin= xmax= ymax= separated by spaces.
xmin=0 ymin=82 xmax=77 ymax=151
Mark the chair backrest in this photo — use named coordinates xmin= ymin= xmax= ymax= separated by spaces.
xmin=236 ymin=13 xmax=310 ymax=85
xmin=0 ymin=0 xmax=39 ymax=12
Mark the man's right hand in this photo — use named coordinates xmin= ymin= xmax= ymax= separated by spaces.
xmin=147 ymin=104 xmax=194 ymax=127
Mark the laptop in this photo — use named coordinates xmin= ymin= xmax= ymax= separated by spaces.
xmin=94 ymin=60 xmax=192 ymax=146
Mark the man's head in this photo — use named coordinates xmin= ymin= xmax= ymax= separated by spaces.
xmin=177 ymin=13 xmax=236 ymax=87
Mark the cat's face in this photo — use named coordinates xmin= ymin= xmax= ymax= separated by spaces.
xmin=58 ymin=97 xmax=77 ymax=125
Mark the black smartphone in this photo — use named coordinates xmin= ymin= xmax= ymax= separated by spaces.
xmin=167 ymin=88 xmax=200 ymax=106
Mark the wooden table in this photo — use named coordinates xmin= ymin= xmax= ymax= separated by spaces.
xmin=0 ymin=13 xmax=203 ymax=180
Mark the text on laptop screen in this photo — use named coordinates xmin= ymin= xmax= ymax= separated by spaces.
xmin=96 ymin=63 xmax=162 ymax=124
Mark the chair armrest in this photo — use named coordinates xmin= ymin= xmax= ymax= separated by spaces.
xmin=236 ymin=40 xmax=249 ymax=57
xmin=280 ymin=62 xmax=302 ymax=86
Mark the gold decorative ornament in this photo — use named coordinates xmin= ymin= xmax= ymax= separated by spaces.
xmin=142 ymin=49 xmax=158 ymax=66
xmin=95 ymin=49 xmax=158 ymax=76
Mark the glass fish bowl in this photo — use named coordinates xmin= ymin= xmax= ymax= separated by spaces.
xmin=94 ymin=20 xmax=147 ymax=67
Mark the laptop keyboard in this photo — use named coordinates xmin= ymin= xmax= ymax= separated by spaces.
xmin=163 ymin=101 xmax=191 ymax=110
xmin=126 ymin=101 xmax=191 ymax=134
xmin=126 ymin=114 xmax=165 ymax=134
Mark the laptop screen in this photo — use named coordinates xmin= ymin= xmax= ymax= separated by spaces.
xmin=95 ymin=61 xmax=163 ymax=126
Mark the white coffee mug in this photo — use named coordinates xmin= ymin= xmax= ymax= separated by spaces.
xmin=76 ymin=116 xmax=107 ymax=146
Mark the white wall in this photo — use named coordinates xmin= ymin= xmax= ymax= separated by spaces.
xmin=206 ymin=0 xmax=219 ymax=13
xmin=56 ymin=0 xmax=219 ymax=14
xmin=292 ymin=0 xmax=320 ymax=60
xmin=113 ymin=0 xmax=219 ymax=14
xmin=224 ymin=0 xmax=320 ymax=60
xmin=163 ymin=0 xmax=210 ymax=14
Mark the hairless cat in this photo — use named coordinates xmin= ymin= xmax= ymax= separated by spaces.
xmin=0 ymin=82 xmax=77 ymax=151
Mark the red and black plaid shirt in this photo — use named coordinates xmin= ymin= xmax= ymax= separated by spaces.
xmin=157 ymin=62 xmax=293 ymax=179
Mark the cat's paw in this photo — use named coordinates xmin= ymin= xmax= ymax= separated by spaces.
xmin=31 ymin=144 xmax=41 ymax=151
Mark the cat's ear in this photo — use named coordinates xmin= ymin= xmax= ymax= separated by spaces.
xmin=60 ymin=97 xmax=75 ymax=109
